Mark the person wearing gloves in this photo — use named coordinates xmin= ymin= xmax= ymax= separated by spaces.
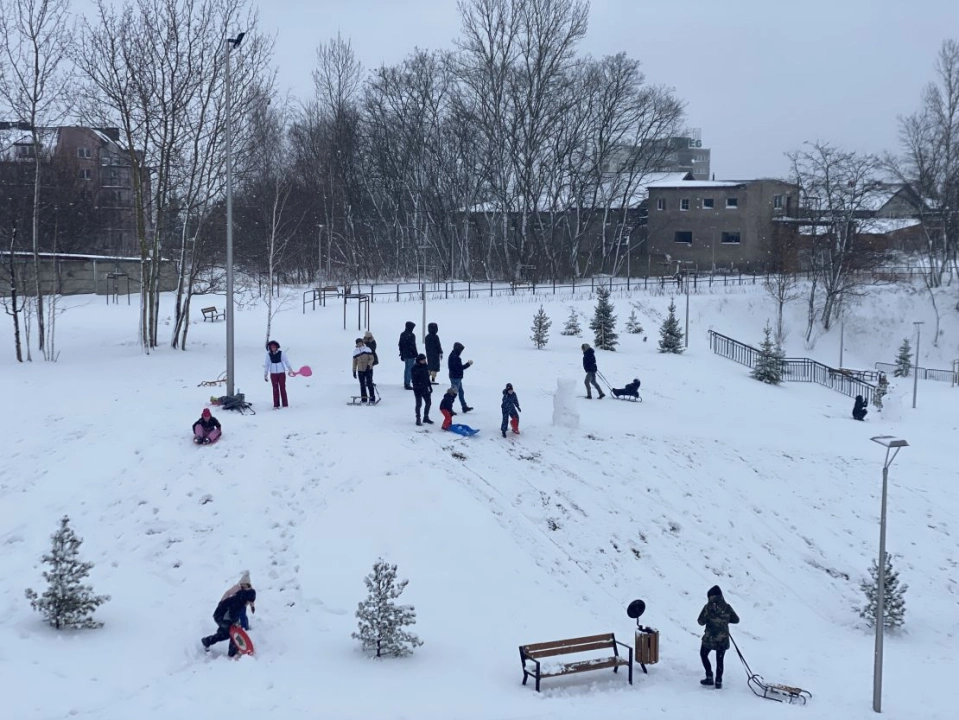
xmin=192 ymin=408 xmax=222 ymax=444
xmin=439 ymin=386 xmax=458 ymax=430
xmin=220 ymin=570 xmax=255 ymax=630
xmin=352 ymin=337 xmax=377 ymax=403
xmin=447 ymin=341 xmax=474 ymax=412
xmin=697 ymin=585 xmax=740 ymax=689
xmin=581 ymin=343 xmax=604 ymax=399
xmin=500 ymin=382 xmax=521 ymax=437
xmin=201 ymin=587 xmax=257 ymax=657
xmin=263 ymin=340 xmax=293 ymax=408
xmin=411 ymin=353 xmax=433 ymax=426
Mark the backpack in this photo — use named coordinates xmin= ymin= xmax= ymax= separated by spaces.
xmin=216 ymin=392 xmax=255 ymax=415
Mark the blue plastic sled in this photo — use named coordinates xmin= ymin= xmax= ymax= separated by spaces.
xmin=448 ymin=424 xmax=480 ymax=437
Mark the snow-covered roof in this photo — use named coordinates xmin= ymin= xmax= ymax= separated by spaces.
xmin=858 ymin=218 xmax=922 ymax=234
xmin=647 ymin=180 xmax=745 ymax=189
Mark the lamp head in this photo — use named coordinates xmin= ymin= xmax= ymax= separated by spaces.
xmin=871 ymin=435 xmax=909 ymax=449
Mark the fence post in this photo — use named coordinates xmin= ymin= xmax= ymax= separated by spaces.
xmin=490 ymin=281 xmax=493 ymax=297
xmin=396 ymin=284 xmax=399 ymax=302
xmin=468 ymin=281 xmax=471 ymax=299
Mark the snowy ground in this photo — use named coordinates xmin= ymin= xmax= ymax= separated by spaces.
xmin=1 ymin=280 xmax=957 ymax=720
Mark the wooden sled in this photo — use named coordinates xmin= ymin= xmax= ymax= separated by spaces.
xmin=732 ymin=636 xmax=811 ymax=705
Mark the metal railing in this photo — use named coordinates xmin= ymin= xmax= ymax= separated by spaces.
xmin=708 ymin=330 xmax=876 ymax=403
xmin=874 ymin=361 xmax=959 ymax=384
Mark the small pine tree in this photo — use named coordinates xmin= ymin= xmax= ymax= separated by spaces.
xmin=751 ymin=321 xmax=784 ymax=385
xmin=625 ymin=306 xmax=644 ymax=335
xmin=24 ymin=516 xmax=110 ymax=629
xmin=658 ymin=298 xmax=685 ymax=354
xmin=894 ymin=339 xmax=912 ymax=378
xmin=589 ymin=285 xmax=618 ymax=350
xmin=530 ymin=305 xmax=551 ymax=349
xmin=560 ymin=306 xmax=582 ymax=337
xmin=352 ymin=558 xmax=423 ymax=658
xmin=858 ymin=552 xmax=908 ymax=630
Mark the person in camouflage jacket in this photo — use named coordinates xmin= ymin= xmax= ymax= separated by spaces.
xmin=697 ymin=585 xmax=740 ymax=688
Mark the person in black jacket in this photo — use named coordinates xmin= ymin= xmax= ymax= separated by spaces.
xmin=581 ymin=343 xmax=605 ymax=399
xmin=697 ymin=585 xmax=740 ymax=688
xmin=363 ymin=331 xmax=378 ymax=366
xmin=439 ymin=386 xmax=457 ymax=430
xmin=398 ymin=322 xmax=418 ymax=389
xmin=425 ymin=322 xmax=443 ymax=384
xmin=852 ymin=395 xmax=868 ymax=421
xmin=500 ymin=383 xmax=521 ymax=437
xmin=411 ymin=354 xmax=433 ymax=426
xmin=612 ymin=378 xmax=641 ymax=399
xmin=192 ymin=408 xmax=222 ymax=444
xmin=447 ymin=342 xmax=474 ymax=412
xmin=201 ymin=587 xmax=256 ymax=657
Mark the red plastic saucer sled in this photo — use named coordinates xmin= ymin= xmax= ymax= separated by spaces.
xmin=291 ymin=365 xmax=312 ymax=377
xmin=229 ymin=625 xmax=255 ymax=656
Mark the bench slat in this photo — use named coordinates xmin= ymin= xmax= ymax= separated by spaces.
xmin=524 ymin=640 xmax=617 ymax=659
xmin=522 ymin=633 xmax=614 ymax=654
xmin=540 ymin=657 xmax=629 ymax=677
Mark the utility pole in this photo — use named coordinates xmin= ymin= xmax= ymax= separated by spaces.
xmin=224 ymin=31 xmax=245 ymax=397
xmin=912 ymin=321 xmax=923 ymax=409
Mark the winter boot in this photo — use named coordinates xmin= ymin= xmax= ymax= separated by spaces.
xmin=201 ymin=636 xmax=212 ymax=651
xmin=502 ymin=429 xmax=507 ymax=438
xmin=462 ymin=406 xmax=474 ymax=413
xmin=423 ymin=416 xmax=434 ymax=424
xmin=510 ymin=416 xmax=520 ymax=434
xmin=598 ymin=392 xmax=605 ymax=399
xmin=715 ymin=680 xmax=723 ymax=689
xmin=361 ymin=395 xmax=368 ymax=403
xmin=700 ymin=675 xmax=714 ymax=686
xmin=416 ymin=418 xmax=422 ymax=426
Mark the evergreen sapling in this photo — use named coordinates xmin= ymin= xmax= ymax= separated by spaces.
xmin=751 ymin=321 xmax=784 ymax=385
xmin=658 ymin=299 xmax=685 ymax=354
xmin=352 ymin=558 xmax=423 ymax=658
xmin=625 ymin=305 xmax=644 ymax=335
xmin=530 ymin=305 xmax=551 ymax=349
xmin=560 ymin=306 xmax=582 ymax=337
xmin=24 ymin=516 xmax=110 ymax=629
xmin=858 ymin=552 xmax=907 ymax=630
xmin=589 ymin=285 xmax=618 ymax=350
xmin=894 ymin=338 xmax=912 ymax=377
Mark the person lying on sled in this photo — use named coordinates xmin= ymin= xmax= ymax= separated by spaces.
xmin=611 ymin=378 xmax=641 ymax=399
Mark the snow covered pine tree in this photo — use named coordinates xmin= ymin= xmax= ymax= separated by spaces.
xmin=561 ymin=306 xmax=582 ymax=337
xmin=24 ymin=516 xmax=110 ymax=629
xmin=352 ymin=558 xmax=423 ymax=658
xmin=590 ymin=285 xmax=618 ymax=350
xmin=894 ymin=338 xmax=912 ymax=377
xmin=859 ymin=552 xmax=907 ymax=630
xmin=658 ymin=298 xmax=685 ymax=354
xmin=751 ymin=321 xmax=784 ymax=384
xmin=625 ymin=304 xmax=644 ymax=335
xmin=530 ymin=305 xmax=551 ymax=349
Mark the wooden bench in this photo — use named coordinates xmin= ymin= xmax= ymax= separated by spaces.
xmin=201 ymin=306 xmax=224 ymax=322
xmin=519 ymin=632 xmax=633 ymax=692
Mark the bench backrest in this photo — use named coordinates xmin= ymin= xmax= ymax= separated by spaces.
xmin=522 ymin=633 xmax=616 ymax=658
xmin=201 ymin=307 xmax=217 ymax=313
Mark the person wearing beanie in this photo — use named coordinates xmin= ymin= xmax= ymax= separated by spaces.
xmin=192 ymin=408 xmax=221 ymax=445
xmin=500 ymin=383 xmax=521 ymax=438
xmin=363 ymin=330 xmax=379 ymax=366
xmin=581 ymin=343 xmax=604 ymax=399
xmin=411 ymin=353 xmax=433 ymax=426
xmin=612 ymin=378 xmax=641 ymax=399
xmin=220 ymin=571 xmax=255 ymax=629
xmin=447 ymin=341 xmax=474 ymax=412
xmin=263 ymin=340 xmax=293 ymax=408
xmin=398 ymin=321 xmax=418 ymax=389
xmin=439 ymin=386 xmax=458 ymax=430
xmin=352 ymin=338 xmax=377 ymax=403
xmin=202 ymin=587 xmax=257 ymax=657
xmin=697 ymin=585 xmax=740 ymax=689
xmin=425 ymin=322 xmax=444 ymax=384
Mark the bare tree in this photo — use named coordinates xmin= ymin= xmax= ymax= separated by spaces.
xmin=789 ymin=142 xmax=885 ymax=330
xmin=0 ymin=0 xmax=74 ymax=360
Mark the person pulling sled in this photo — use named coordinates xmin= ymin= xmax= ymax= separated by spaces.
xmin=201 ymin=587 xmax=257 ymax=657
xmin=697 ymin=585 xmax=740 ymax=689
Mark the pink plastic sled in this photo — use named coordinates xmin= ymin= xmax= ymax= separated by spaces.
xmin=291 ymin=366 xmax=312 ymax=377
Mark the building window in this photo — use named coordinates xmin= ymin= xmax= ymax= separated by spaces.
xmin=78 ymin=168 xmax=92 ymax=180
xmin=78 ymin=147 xmax=92 ymax=159
xmin=674 ymin=231 xmax=693 ymax=244
xmin=680 ymin=198 xmax=689 ymax=211
xmin=721 ymin=231 xmax=741 ymax=244
xmin=656 ymin=198 xmax=666 ymax=211
xmin=703 ymin=198 xmax=714 ymax=209
xmin=726 ymin=197 xmax=739 ymax=209
xmin=773 ymin=194 xmax=783 ymax=209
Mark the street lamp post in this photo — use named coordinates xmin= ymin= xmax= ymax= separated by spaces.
xmin=911 ymin=321 xmax=923 ymax=409
xmin=684 ymin=274 xmax=690 ymax=348
xmin=224 ymin=31 xmax=245 ymax=398
xmin=869 ymin=435 xmax=909 ymax=714
xmin=316 ymin=224 xmax=324 ymax=282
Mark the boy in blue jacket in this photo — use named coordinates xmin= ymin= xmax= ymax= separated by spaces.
xmin=201 ymin=588 xmax=256 ymax=657
xmin=501 ymin=383 xmax=521 ymax=437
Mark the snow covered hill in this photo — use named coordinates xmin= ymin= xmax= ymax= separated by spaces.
xmin=1 ymin=281 xmax=957 ymax=720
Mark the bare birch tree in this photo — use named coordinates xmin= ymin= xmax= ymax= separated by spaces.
xmin=0 ymin=0 xmax=74 ymax=360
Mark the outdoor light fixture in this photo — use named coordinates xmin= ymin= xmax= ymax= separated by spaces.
xmin=868 ymin=435 xmax=908 ymax=713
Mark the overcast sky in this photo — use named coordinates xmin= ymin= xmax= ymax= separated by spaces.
xmin=77 ymin=0 xmax=958 ymax=179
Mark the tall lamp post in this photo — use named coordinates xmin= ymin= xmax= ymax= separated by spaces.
xmin=224 ymin=31 xmax=245 ymax=397
xmin=911 ymin=321 xmax=923 ymax=409
xmin=869 ymin=435 xmax=909 ymax=714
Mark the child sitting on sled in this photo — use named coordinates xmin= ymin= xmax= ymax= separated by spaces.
xmin=192 ymin=408 xmax=222 ymax=444
xmin=612 ymin=378 xmax=641 ymax=399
